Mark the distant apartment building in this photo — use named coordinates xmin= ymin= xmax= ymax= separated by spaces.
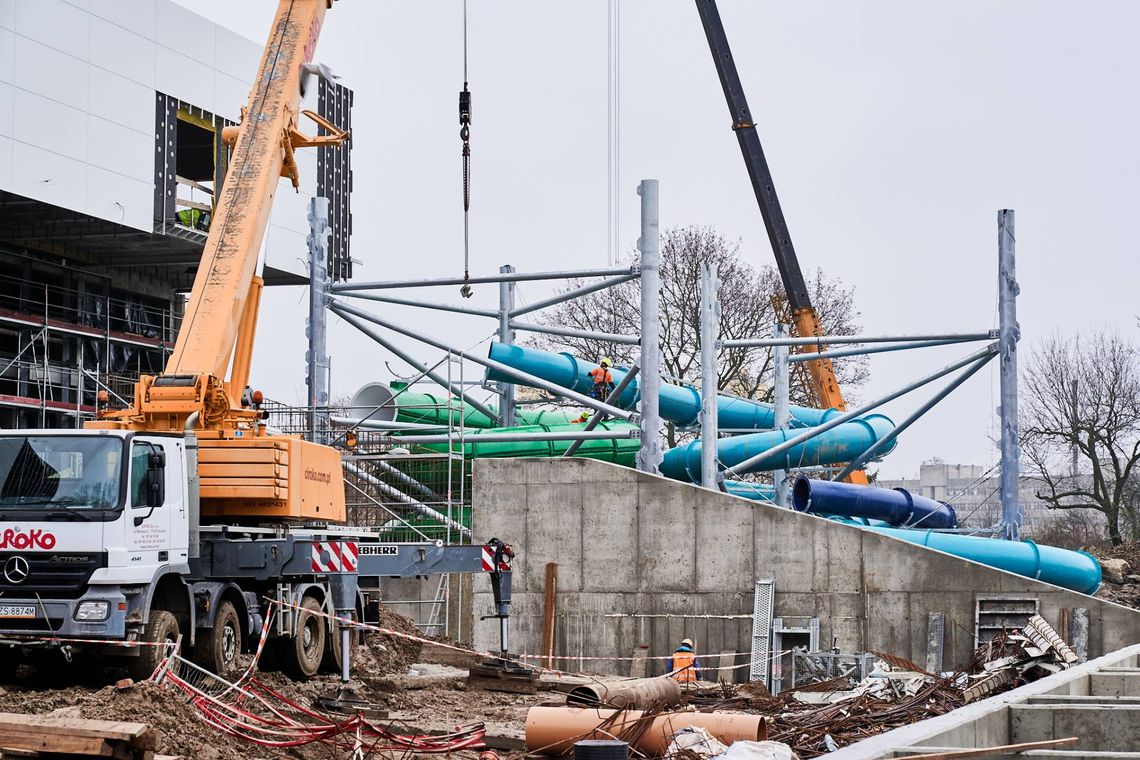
xmin=876 ymin=458 xmax=1063 ymax=534
xmin=0 ymin=0 xmax=352 ymax=428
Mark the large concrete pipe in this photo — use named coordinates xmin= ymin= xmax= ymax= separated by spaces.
xmin=485 ymin=343 xmax=839 ymax=430
xmin=524 ymin=707 xmax=765 ymax=755
xmin=792 ymin=476 xmax=958 ymax=529
xmin=659 ymin=415 xmax=896 ymax=481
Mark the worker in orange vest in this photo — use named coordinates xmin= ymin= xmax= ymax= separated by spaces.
xmin=588 ymin=358 xmax=615 ymax=400
xmin=667 ymin=638 xmax=701 ymax=684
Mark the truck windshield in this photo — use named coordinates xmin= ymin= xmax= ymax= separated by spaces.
xmin=0 ymin=437 xmax=123 ymax=510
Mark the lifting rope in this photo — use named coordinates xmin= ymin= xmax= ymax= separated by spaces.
xmin=459 ymin=0 xmax=473 ymax=298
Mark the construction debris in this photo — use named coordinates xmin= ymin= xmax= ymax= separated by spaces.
xmin=682 ymin=618 xmax=1081 ymax=759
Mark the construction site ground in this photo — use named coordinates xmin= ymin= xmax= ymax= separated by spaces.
xmin=0 ymin=606 xmax=551 ymax=759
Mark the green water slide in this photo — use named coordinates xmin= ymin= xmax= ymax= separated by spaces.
xmin=351 ymin=382 xmax=579 ymax=428
xmin=398 ymin=420 xmax=641 ymax=466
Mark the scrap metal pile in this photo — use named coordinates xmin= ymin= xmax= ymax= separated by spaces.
xmin=673 ymin=615 xmax=1080 ymax=759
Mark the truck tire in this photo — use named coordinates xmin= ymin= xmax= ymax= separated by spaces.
xmin=129 ymin=610 xmax=180 ymax=680
xmin=320 ymin=609 xmax=361 ymax=675
xmin=193 ymin=601 xmax=242 ymax=679
xmin=280 ymin=596 xmax=325 ymax=679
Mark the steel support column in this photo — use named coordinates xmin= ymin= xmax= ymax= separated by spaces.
xmin=772 ymin=323 xmax=790 ymax=506
xmin=699 ymin=263 xmax=720 ymax=488
xmin=636 ymin=180 xmax=663 ymax=474
xmin=498 ymin=264 xmax=516 ymax=426
xmin=998 ymin=209 xmax=1021 ymax=540
xmin=306 ymin=197 xmax=331 ymax=444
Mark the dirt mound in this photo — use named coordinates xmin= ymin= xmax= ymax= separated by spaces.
xmin=357 ymin=604 xmax=425 ymax=675
xmin=0 ymin=681 xmax=252 ymax=760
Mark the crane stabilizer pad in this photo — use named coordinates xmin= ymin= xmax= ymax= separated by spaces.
xmin=312 ymin=686 xmax=388 ymax=719
xmin=467 ymin=657 xmax=539 ymax=694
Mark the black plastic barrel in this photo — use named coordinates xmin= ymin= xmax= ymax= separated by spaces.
xmin=573 ymin=739 xmax=630 ymax=760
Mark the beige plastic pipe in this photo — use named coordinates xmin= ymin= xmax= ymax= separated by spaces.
xmin=524 ymin=706 xmax=766 ymax=755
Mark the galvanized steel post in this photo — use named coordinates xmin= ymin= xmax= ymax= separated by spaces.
xmin=637 ymin=180 xmax=662 ymax=474
xmin=498 ymin=264 xmax=516 ymax=426
xmin=998 ymin=209 xmax=1021 ymax=540
xmin=699 ymin=263 xmax=720 ymax=488
xmin=773 ymin=323 xmax=790 ymax=506
xmin=306 ymin=197 xmax=331 ymax=444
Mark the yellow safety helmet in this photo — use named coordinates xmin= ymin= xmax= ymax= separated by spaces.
xmin=600 ymin=357 xmax=613 ymax=368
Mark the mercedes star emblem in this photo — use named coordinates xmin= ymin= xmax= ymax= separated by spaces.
xmin=3 ymin=556 xmax=30 ymax=585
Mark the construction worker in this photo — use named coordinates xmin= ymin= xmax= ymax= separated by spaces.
xmin=667 ymin=638 xmax=701 ymax=684
xmin=588 ymin=358 xmax=615 ymax=400
xmin=175 ymin=207 xmax=211 ymax=231
xmin=573 ymin=410 xmax=591 ymax=424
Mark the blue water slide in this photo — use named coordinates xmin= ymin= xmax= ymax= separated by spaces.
xmin=792 ymin=476 xmax=957 ymax=529
xmin=659 ymin=415 xmax=897 ymax=481
xmin=486 ymin=343 xmax=839 ymax=430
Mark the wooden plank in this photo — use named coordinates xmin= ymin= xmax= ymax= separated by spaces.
xmin=0 ymin=731 xmax=113 ymax=756
xmin=0 ymin=714 xmax=149 ymax=744
xmin=892 ymin=736 xmax=1079 ymax=760
xmin=541 ymin=562 xmax=557 ymax=670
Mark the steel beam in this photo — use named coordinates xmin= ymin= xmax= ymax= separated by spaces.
xmin=699 ymin=263 xmax=720 ymax=488
xmin=998 ymin=209 xmax=1021 ymax=540
xmin=337 ymin=290 xmax=499 ymax=318
xmin=786 ymin=338 xmax=965 ymax=364
xmin=508 ymin=321 xmax=639 ymax=345
xmin=723 ymin=344 xmax=999 ymax=478
xmin=329 ymin=299 xmax=635 ymax=421
xmin=329 ymin=307 xmax=499 ymax=422
xmin=499 ymin=265 xmax=517 ymax=425
xmin=831 ymin=353 xmax=994 ymax=482
xmin=636 ymin=180 xmax=663 ymax=474
xmin=509 ymin=274 xmax=637 ymax=318
xmin=379 ymin=430 xmax=639 ymax=445
xmin=722 ymin=331 xmax=997 ymax=349
xmin=330 ymin=266 xmax=638 ymax=292
xmin=772 ymin=323 xmax=790 ymax=506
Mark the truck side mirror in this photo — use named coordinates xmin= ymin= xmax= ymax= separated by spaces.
xmin=146 ymin=459 xmax=165 ymax=508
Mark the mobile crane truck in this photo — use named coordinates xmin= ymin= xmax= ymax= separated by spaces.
xmin=0 ymin=0 xmax=515 ymax=683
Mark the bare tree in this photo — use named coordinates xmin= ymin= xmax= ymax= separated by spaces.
xmin=1020 ymin=330 xmax=1140 ymax=546
xmin=523 ymin=226 xmax=867 ymax=445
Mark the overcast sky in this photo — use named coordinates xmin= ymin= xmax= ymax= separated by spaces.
xmin=176 ymin=0 xmax=1140 ymax=479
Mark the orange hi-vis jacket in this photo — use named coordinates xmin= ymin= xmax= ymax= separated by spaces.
xmin=589 ymin=367 xmax=614 ymax=385
xmin=670 ymin=650 xmax=697 ymax=683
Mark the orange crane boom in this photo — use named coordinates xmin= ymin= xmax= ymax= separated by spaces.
xmin=89 ymin=0 xmax=350 ymax=522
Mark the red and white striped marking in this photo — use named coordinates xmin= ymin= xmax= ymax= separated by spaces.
xmin=480 ymin=545 xmax=510 ymax=572
xmin=311 ymin=541 xmax=359 ymax=573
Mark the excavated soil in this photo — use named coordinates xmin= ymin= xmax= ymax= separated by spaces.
xmin=0 ymin=607 xmax=537 ymax=759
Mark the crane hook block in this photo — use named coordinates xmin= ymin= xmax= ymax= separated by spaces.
xmin=459 ymin=87 xmax=472 ymax=127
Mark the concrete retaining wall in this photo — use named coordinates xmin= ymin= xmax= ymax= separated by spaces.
xmin=469 ymin=458 xmax=1140 ymax=676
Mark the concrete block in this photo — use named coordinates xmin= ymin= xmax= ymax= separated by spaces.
xmin=524 ymin=457 xmax=583 ymax=485
xmin=1089 ymin=671 xmax=1140 ymax=697
xmin=581 ymin=481 xmax=638 ymax=592
xmin=1011 ymin=703 xmax=1140 ymax=751
xmin=637 ymin=479 xmax=696 ymax=592
xmin=822 ymin=521 xmax=864 ymax=591
xmin=694 ymin=489 xmax=752 ymax=593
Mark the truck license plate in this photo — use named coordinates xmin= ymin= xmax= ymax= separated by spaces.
xmin=0 ymin=605 xmax=35 ymax=619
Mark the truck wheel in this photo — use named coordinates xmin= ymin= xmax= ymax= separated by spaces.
xmin=193 ymin=601 xmax=242 ymax=679
xmin=321 ymin=609 xmax=360 ymax=675
xmin=281 ymin=596 xmax=325 ymax=679
xmin=129 ymin=610 xmax=180 ymax=680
